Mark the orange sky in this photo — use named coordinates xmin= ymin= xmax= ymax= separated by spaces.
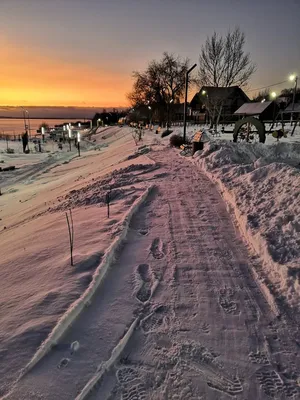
xmin=1 ymin=0 xmax=299 ymax=108
xmin=0 ymin=37 xmax=132 ymax=107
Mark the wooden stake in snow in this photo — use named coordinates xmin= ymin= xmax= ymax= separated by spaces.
xmin=65 ymin=209 xmax=74 ymax=266
xmin=105 ymin=190 xmax=111 ymax=219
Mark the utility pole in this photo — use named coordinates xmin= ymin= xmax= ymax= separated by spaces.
xmin=183 ymin=63 xmax=197 ymax=143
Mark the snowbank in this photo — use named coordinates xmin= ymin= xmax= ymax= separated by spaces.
xmin=194 ymin=140 xmax=300 ymax=308
xmin=20 ymin=185 xmax=154 ymax=378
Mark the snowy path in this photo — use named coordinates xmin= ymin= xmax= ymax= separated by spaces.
xmin=6 ymin=147 xmax=300 ymax=399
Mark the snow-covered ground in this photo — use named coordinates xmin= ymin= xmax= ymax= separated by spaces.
xmin=1 ymin=124 xmax=299 ymax=399
xmin=193 ymin=140 xmax=300 ymax=309
xmin=0 ymin=126 xmax=150 ymax=395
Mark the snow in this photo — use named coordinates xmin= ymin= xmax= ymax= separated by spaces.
xmin=1 ymin=124 xmax=300 ymax=399
xmin=193 ymin=139 xmax=300 ymax=307
xmin=21 ymin=184 xmax=153 ymax=378
xmin=0 ymin=126 xmax=152 ymax=395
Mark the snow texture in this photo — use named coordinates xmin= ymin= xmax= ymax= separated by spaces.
xmin=75 ymin=316 xmax=140 ymax=400
xmin=194 ymin=140 xmax=300 ymax=307
xmin=20 ymin=185 xmax=153 ymax=378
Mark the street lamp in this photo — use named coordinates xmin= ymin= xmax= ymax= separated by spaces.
xmin=78 ymin=122 xmax=81 ymax=128
xmin=202 ymin=90 xmax=206 ymax=95
xmin=183 ymin=63 xmax=197 ymax=142
xmin=167 ymin=99 xmax=174 ymax=128
xmin=261 ymin=98 xmax=266 ymax=103
xmin=77 ymin=132 xmax=81 ymax=157
xmin=147 ymin=106 xmax=152 ymax=126
xmin=41 ymin=126 xmax=45 ymax=142
xmin=289 ymin=74 xmax=298 ymax=125
xmin=270 ymin=92 xmax=277 ymax=129
xmin=68 ymin=127 xmax=72 ymax=151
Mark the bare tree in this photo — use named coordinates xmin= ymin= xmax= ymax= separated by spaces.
xmin=199 ymin=27 xmax=255 ymax=88
xmin=128 ymin=52 xmax=197 ymax=126
xmin=198 ymin=28 xmax=255 ymax=130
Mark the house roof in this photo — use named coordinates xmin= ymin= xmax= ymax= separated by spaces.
xmin=234 ymin=101 xmax=274 ymax=115
xmin=200 ymin=86 xmax=250 ymax=101
xmin=284 ymin=103 xmax=300 ymax=113
xmin=190 ymin=86 xmax=250 ymax=107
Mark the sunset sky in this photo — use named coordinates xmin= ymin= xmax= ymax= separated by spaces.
xmin=1 ymin=0 xmax=299 ymax=107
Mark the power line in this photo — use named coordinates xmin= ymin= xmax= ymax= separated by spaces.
xmin=248 ymin=80 xmax=288 ymax=92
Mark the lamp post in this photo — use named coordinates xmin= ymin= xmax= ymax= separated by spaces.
xmin=148 ymin=105 xmax=152 ymax=126
xmin=289 ymin=74 xmax=298 ymax=126
xmin=41 ymin=126 xmax=45 ymax=143
xmin=201 ymin=90 xmax=209 ymax=125
xmin=183 ymin=63 xmax=197 ymax=143
xmin=77 ymin=132 xmax=81 ymax=156
xmin=270 ymin=92 xmax=277 ymax=129
xmin=167 ymin=98 xmax=173 ymax=129
xmin=68 ymin=128 xmax=72 ymax=151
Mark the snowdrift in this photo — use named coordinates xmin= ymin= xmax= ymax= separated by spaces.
xmin=194 ymin=140 xmax=300 ymax=308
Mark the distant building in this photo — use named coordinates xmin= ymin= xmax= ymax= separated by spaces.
xmin=190 ymin=86 xmax=250 ymax=123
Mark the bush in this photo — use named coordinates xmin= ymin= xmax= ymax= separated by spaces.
xmin=6 ymin=148 xmax=15 ymax=154
xmin=169 ymin=134 xmax=185 ymax=147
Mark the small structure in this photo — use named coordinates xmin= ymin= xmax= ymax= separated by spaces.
xmin=233 ymin=101 xmax=279 ymax=143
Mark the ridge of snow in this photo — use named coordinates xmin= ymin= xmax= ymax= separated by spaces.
xmin=75 ymin=316 xmax=140 ymax=400
xmin=194 ymin=140 xmax=300 ymax=309
xmin=19 ymin=185 xmax=154 ymax=379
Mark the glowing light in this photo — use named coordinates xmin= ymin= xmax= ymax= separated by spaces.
xmin=77 ymin=132 xmax=81 ymax=142
xmin=271 ymin=92 xmax=277 ymax=98
xmin=202 ymin=90 xmax=206 ymax=95
xmin=289 ymin=74 xmax=296 ymax=82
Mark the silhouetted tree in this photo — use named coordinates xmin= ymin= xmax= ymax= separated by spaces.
xmin=199 ymin=27 xmax=255 ymax=88
xmin=128 ymin=52 xmax=197 ymax=125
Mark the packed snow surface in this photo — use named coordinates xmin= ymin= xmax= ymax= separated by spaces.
xmin=194 ymin=140 xmax=300 ymax=307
